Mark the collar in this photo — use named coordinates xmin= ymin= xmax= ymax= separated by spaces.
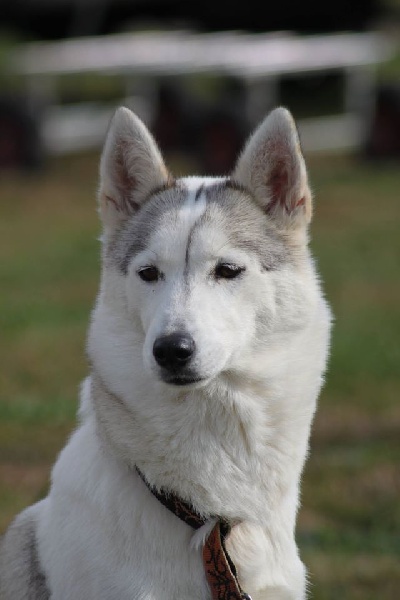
xmin=136 ymin=467 xmax=252 ymax=600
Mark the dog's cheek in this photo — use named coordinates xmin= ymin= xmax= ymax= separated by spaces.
xmin=190 ymin=287 xmax=254 ymax=372
xmin=272 ymin=271 xmax=317 ymax=334
xmin=126 ymin=278 xmax=159 ymax=332
xmin=100 ymin=268 xmax=129 ymax=313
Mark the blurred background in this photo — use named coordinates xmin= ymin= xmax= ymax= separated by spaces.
xmin=0 ymin=2 xmax=399 ymax=598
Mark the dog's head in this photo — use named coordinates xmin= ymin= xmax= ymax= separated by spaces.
xmin=89 ymin=107 xmax=319 ymax=393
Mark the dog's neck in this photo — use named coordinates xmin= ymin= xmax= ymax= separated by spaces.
xmin=89 ymin=369 xmax=302 ymax=528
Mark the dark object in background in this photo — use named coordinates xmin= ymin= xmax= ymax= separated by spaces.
xmin=152 ymin=83 xmax=190 ymax=156
xmin=366 ymin=84 xmax=400 ymax=159
xmin=0 ymin=0 xmax=381 ymax=40
xmin=0 ymin=96 xmax=44 ymax=171
xmin=198 ymin=109 xmax=247 ymax=175
xmin=197 ymin=78 xmax=248 ymax=175
xmin=152 ymin=79 xmax=248 ymax=175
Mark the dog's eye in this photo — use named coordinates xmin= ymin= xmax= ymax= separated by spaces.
xmin=214 ymin=263 xmax=245 ymax=280
xmin=137 ymin=266 xmax=160 ymax=282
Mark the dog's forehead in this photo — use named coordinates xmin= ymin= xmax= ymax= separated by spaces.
xmin=138 ymin=177 xmax=220 ymax=260
xmin=108 ymin=177 xmax=287 ymax=273
xmin=188 ymin=179 xmax=288 ymax=270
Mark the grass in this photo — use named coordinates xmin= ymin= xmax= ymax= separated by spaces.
xmin=0 ymin=156 xmax=99 ymax=529
xmin=0 ymin=151 xmax=399 ymax=598
xmin=299 ymin=155 xmax=400 ymax=599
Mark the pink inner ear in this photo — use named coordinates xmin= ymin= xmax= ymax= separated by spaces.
xmin=267 ymin=159 xmax=289 ymax=214
xmin=110 ymin=141 xmax=140 ymax=215
xmin=105 ymin=195 xmax=122 ymax=213
xmin=115 ymin=142 xmax=137 ymax=197
xmin=105 ymin=194 xmax=139 ymax=215
xmin=266 ymin=151 xmax=305 ymax=215
xmin=295 ymin=196 xmax=306 ymax=208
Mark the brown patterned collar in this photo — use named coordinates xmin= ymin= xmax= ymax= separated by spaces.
xmin=136 ymin=467 xmax=252 ymax=600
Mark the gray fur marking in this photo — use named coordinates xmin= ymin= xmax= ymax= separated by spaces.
xmin=108 ymin=182 xmax=187 ymax=274
xmin=26 ymin=527 xmax=50 ymax=599
xmin=194 ymin=184 xmax=204 ymax=202
xmin=201 ymin=180 xmax=289 ymax=271
xmin=0 ymin=505 xmax=50 ymax=600
xmin=108 ymin=178 xmax=289 ymax=277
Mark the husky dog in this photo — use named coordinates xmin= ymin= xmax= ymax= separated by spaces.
xmin=0 ymin=106 xmax=330 ymax=600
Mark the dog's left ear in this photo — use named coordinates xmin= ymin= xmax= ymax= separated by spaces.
xmin=99 ymin=107 xmax=170 ymax=234
xmin=233 ymin=107 xmax=312 ymax=232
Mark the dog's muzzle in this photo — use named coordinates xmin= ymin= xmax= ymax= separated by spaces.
xmin=153 ymin=332 xmax=200 ymax=385
xmin=153 ymin=332 xmax=195 ymax=369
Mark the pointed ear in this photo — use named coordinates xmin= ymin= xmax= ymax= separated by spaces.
xmin=233 ymin=107 xmax=312 ymax=231
xmin=99 ymin=107 xmax=171 ymax=233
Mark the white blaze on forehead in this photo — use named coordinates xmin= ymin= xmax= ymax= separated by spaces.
xmin=178 ymin=176 xmax=224 ymax=223
xmin=181 ymin=176 xmax=226 ymax=188
xmin=140 ymin=177 xmax=224 ymax=267
xmin=179 ymin=178 xmax=207 ymax=223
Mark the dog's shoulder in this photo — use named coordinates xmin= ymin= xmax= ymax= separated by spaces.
xmin=0 ymin=501 xmax=49 ymax=600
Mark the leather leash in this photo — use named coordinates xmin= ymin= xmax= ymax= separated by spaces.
xmin=136 ymin=468 xmax=252 ymax=600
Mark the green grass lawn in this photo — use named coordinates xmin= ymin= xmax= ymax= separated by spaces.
xmin=1 ymin=151 xmax=399 ymax=598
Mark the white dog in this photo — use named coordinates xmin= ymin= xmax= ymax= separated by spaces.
xmin=0 ymin=106 xmax=331 ymax=600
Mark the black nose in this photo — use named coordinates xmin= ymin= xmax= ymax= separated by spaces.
xmin=153 ymin=333 xmax=195 ymax=370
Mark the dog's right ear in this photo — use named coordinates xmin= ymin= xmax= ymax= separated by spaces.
xmin=99 ymin=107 xmax=170 ymax=234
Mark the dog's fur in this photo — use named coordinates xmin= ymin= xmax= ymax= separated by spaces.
xmin=0 ymin=106 xmax=331 ymax=600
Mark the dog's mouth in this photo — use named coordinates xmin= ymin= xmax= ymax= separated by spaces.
xmin=163 ymin=375 xmax=205 ymax=387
